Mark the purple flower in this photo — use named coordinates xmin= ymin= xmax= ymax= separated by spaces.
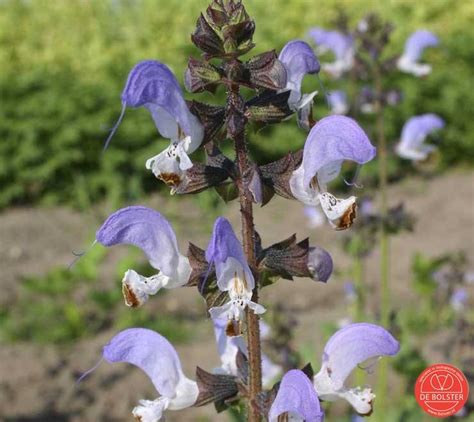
xmin=308 ymin=246 xmax=333 ymax=282
xmin=105 ymin=60 xmax=203 ymax=188
xmin=249 ymin=167 xmax=263 ymax=204
xmin=212 ymin=318 xmax=281 ymax=386
xmin=358 ymin=87 xmax=403 ymax=114
xmin=359 ymin=197 xmax=374 ymax=216
xmin=450 ymin=288 xmax=468 ymax=312
xmin=103 ymin=328 xmax=198 ymax=421
xmin=289 ymin=116 xmax=376 ymax=229
xmin=269 ymin=369 xmax=324 ymax=422
xmin=358 ymin=86 xmax=376 ymax=114
xmin=308 ymin=28 xmax=354 ymax=78
xmin=386 ymin=89 xmax=403 ymax=107
xmin=327 ymin=90 xmax=349 ymax=115
xmin=464 ymin=271 xmax=474 ymax=284
xmin=313 ymin=323 xmax=400 ymax=415
xmin=279 ymin=40 xmax=320 ymax=128
xmin=397 ymin=30 xmax=439 ymax=77
xmin=206 ymin=217 xmax=266 ymax=323
xmin=344 ymin=281 xmax=357 ymax=303
xmin=395 ymin=113 xmax=445 ymax=161
xmin=96 ymin=206 xmax=192 ymax=307
xmin=260 ymin=319 xmax=272 ymax=340
xmin=455 ymin=406 xmax=468 ymax=418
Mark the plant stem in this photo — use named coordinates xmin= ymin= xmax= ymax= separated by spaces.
xmin=228 ymin=82 xmax=262 ymax=422
xmin=373 ymin=61 xmax=390 ymax=418
xmin=352 ymin=253 xmax=365 ymax=322
xmin=373 ymin=65 xmax=390 ymax=327
xmin=352 ymin=252 xmax=367 ymax=387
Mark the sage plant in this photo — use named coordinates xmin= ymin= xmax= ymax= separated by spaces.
xmin=88 ymin=2 xmax=401 ymax=420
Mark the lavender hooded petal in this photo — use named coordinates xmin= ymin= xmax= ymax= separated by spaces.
xmin=398 ymin=113 xmax=445 ymax=157
xmin=96 ymin=206 xmax=182 ymax=278
xmin=314 ymin=323 xmax=399 ymax=414
xmin=279 ymin=40 xmax=320 ymax=87
xmin=104 ymin=60 xmax=203 ymax=151
xmin=308 ymin=246 xmax=333 ymax=282
xmin=269 ymin=370 xmax=324 ymax=422
xmin=397 ymin=30 xmax=439 ymax=77
xmin=249 ymin=169 xmax=263 ymax=204
xmin=308 ymin=28 xmax=354 ymax=78
xmin=402 ymin=113 xmax=445 ymax=143
xmin=402 ymin=114 xmax=443 ymax=142
xmin=206 ymin=217 xmax=253 ymax=287
xmin=301 ymin=116 xmax=376 ymax=187
xmin=420 ymin=114 xmax=445 ymax=131
xmin=322 ymin=323 xmax=400 ymax=386
xmin=403 ymin=30 xmax=439 ymax=62
xmin=206 ymin=218 xmax=260 ymax=319
xmin=309 ymin=28 xmax=352 ymax=61
xmin=121 ymin=60 xmax=194 ymax=137
xmin=103 ymin=328 xmax=185 ymax=398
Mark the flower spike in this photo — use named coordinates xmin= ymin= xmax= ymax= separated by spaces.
xmin=205 ymin=217 xmax=265 ymax=329
xmin=269 ymin=369 xmax=324 ymax=422
xmin=395 ymin=113 xmax=444 ymax=161
xmin=289 ymin=115 xmax=376 ymax=229
xmin=313 ymin=323 xmax=400 ymax=415
xmin=103 ymin=328 xmax=198 ymax=421
xmin=397 ymin=30 xmax=439 ymax=77
xmin=309 ymin=28 xmax=354 ymax=78
xmin=278 ymin=40 xmax=320 ymax=129
xmin=105 ymin=60 xmax=203 ymax=188
xmin=96 ymin=206 xmax=192 ymax=307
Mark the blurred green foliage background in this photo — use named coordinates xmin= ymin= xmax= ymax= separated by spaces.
xmin=0 ymin=0 xmax=473 ymax=210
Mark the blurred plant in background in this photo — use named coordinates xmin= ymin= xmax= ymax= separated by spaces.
xmin=304 ymin=7 xmax=474 ymax=421
xmin=314 ymin=14 xmax=437 ymax=416
xmin=0 ymin=246 xmax=192 ymax=344
xmin=392 ymin=251 xmax=474 ymax=420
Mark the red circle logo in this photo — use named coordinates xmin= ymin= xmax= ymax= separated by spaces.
xmin=415 ymin=363 xmax=469 ymax=418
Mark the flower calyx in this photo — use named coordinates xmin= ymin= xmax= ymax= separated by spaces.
xmin=259 ymin=150 xmax=303 ymax=201
xmin=192 ymin=0 xmax=255 ymax=58
xmin=194 ymin=366 xmax=240 ymax=410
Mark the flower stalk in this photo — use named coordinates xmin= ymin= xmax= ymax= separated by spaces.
xmin=373 ymin=63 xmax=390 ymax=326
xmin=352 ymin=254 xmax=365 ymax=323
xmin=373 ymin=55 xmax=390 ymax=417
xmin=227 ymin=77 xmax=263 ymax=421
